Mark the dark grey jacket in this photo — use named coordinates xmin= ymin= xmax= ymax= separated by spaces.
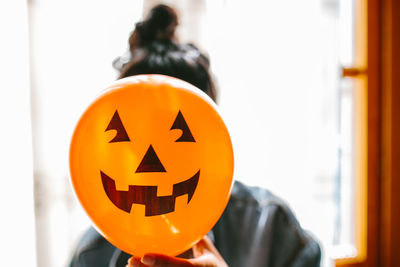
xmin=69 ymin=181 xmax=321 ymax=267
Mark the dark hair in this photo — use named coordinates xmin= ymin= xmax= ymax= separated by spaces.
xmin=129 ymin=4 xmax=178 ymax=51
xmin=114 ymin=4 xmax=217 ymax=101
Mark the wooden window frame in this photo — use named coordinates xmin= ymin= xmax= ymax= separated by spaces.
xmin=379 ymin=0 xmax=400 ymax=266
xmin=336 ymin=0 xmax=400 ymax=266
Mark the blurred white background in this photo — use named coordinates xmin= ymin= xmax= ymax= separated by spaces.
xmin=0 ymin=0 xmax=356 ymax=266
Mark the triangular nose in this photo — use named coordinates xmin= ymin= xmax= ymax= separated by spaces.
xmin=135 ymin=145 xmax=166 ymax=173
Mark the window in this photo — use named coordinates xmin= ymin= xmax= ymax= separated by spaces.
xmin=203 ymin=0 xmax=369 ymax=265
xmin=336 ymin=0 xmax=380 ymax=265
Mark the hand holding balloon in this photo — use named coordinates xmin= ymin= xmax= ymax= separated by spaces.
xmin=127 ymin=236 xmax=228 ymax=267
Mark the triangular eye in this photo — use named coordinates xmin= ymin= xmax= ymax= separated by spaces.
xmin=105 ymin=110 xmax=130 ymax=143
xmin=170 ymin=110 xmax=195 ymax=142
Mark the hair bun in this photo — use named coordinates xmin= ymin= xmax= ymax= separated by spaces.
xmin=134 ymin=5 xmax=178 ymax=46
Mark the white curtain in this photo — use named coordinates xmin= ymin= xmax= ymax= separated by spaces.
xmin=0 ymin=0 xmax=36 ymax=266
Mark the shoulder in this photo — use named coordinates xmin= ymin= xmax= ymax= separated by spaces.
xmin=230 ymin=180 xmax=279 ymax=204
xmin=212 ymin=181 xmax=321 ymax=267
xmin=69 ymin=227 xmax=118 ymax=267
xmin=229 ymin=181 xmax=302 ymax=225
xmin=226 ymin=181 xmax=298 ymax=225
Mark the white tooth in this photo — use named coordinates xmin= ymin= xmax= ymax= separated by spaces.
xmin=157 ymin=183 xmax=173 ymax=197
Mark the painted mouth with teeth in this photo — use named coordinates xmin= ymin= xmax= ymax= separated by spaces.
xmin=100 ymin=170 xmax=200 ymax=216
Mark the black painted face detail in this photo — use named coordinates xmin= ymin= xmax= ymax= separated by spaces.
xmin=101 ymin=170 xmax=200 ymax=216
xmin=170 ymin=110 xmax=195 ymax=142
xmin=136 ymin=145 xmax=166 ymax=173
xmin=101 ymin=109 xmax=199 ymax=216
xmin=105 ymin=110 xmax=130 ymax=143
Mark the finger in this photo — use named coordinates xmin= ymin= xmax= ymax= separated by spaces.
xmin=127 ymin=256 xmax=147 ymax=267
xmin=201 ymin=236 xmax=218 ymax=251
xmin=192 ymin=236 xmax=218 ymax=257
xmin=190 ymin=236 xmax=227 ymax=267
xmin=188 ymin=253 xmax=216 ymax=266
xmin=141 ymin=253 xmax=193 ymax=267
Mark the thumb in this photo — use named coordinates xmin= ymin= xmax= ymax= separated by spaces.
xmin=141 ymin=253 xmax=193 ymax=267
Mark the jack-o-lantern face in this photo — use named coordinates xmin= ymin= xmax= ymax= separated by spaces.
xmin=101 ymin=109 xmax=200 ymax=216
xmin=70 ymin=75 xmax=233 ymax=257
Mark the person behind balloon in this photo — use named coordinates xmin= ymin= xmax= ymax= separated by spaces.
xmin=69 ymin=4 xmax=321 ymax=267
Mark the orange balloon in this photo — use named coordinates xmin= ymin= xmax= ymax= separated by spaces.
xmin=69 ymin=74 xmax=234 ymax=257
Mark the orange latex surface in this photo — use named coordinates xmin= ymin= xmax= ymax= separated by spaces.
xmin=69 ymin=75 xmax=234 ymax=257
